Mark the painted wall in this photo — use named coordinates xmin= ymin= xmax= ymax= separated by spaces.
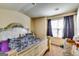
xmin=74 ymin=15 xmax=77 ymax=36
xmin=0 ymin=9 xmax=31 ymax=41
xmin=76 ymin=8 xmax=79 ymax=35
xmin=31 ymin=17 xmax=47 ymax=39
xmin=0 ymin=9 xmax=31 ymax=31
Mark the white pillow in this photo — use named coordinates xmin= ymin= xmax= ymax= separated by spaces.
xmin=0 ymin=27 xmax=28 ymax=41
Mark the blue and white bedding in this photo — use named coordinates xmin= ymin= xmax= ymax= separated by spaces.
xmin=9 ymin=33 xmax=41 ymax=52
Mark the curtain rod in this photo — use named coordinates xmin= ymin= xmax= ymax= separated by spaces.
xmin=47 ymin=12 xmax=77 ymax=19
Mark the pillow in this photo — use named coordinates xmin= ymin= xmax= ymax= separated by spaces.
xmin=1 ymin=40 xmax=10 ymax=52
xmin=0 ymin=42 xmax=1 ymax=51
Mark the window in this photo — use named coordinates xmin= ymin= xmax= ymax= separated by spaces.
xmin=51 ymin=18 xmax=64 ymax=38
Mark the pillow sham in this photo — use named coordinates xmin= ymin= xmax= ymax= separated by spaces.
xmin=1 ymin=40 xmax=10 ymax=52
xmin=0 ymin=42 xmax=1 ymax=51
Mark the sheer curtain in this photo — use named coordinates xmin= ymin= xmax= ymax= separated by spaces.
xmin=51 ymin=18 xmax=64 ymax=38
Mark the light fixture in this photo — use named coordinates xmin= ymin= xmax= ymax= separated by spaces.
xmin=20 ymin=3 xmax=36 ymax=12
xmin=32 ymin=3 xmax=36 ymax=6
xmin=55 ymin=8 xmax=59 ymax=11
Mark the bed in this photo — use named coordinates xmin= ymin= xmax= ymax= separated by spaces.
xmin=0 ymin=23 xmax=48 ymax=56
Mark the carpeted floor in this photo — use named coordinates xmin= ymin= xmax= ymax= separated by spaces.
xmin=44 ymin=44 xmax=65 ymax=56
xmin=44 ymin=38 xmax=65 ymax=56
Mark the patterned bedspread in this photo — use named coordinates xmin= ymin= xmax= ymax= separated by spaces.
xmin=9 ymin=33 xmax=41 ymax=52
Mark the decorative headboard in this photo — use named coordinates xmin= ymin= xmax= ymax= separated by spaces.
xmin=5 ymin=23 xmax=24 ymax=29
xmin=0 ymin=23 xmax=29 ymax=41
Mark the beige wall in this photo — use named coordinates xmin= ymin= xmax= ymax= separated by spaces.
xmin=74 ymin=15 xmax=77 ymax=36
xmin=0 ymin=9 xmax=31 ymax=32
xmin=76 ymin=8 xmax=79 ymax=35
xmin=31 ymin=17 xmax=47 ymax=39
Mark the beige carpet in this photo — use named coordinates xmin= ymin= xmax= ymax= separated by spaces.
xmin=44 ymin=45 xmax=64 ymax=56
xmin=51 ymin=37 xmax=64 ymax=46
xmin=44 ymin=38 xmax=65 ymax=56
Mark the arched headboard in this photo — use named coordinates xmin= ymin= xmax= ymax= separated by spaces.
xmin=5 ymin=23 xmax=24 ymax=29
xmin=0 ymin=23 xmax=29 ymax=40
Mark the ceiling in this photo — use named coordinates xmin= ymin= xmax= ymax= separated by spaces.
xmin=0 ymin=3 xmax=79 ymax=18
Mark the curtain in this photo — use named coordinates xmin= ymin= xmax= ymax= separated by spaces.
xmin=63 ymin=15 xmax=74 ymax=39
xmin=47 ymin=19 xmax=53 ymax=36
